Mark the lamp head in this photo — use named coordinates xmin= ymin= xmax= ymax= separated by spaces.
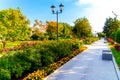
xmin=51 ymin=5 xmax=55 ymax=13
xmin=59 ymin=3 xmax=64 ymax=12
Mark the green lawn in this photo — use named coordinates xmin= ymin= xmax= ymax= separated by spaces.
xmin=110 ymin=45 xmax=120 ymax=69
xmin=0 ymin=41 xmax=22 ymax=49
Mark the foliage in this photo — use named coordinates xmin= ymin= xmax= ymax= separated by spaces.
xmin=115 ymin=28 xmax=120 ymax=44
xmin=114 ymin=44 xmax=120 ymax=52
xmin=31 ymin=21 xmax=47 ymax=40
xmin=110 ymin=32 xmax=116 ymax=40
xmin=0 ymin=53 xmax=32 ymax=79
xmin=46 ymin=21 xmax=63 ymax=40
xmin=83 ymin=37 xmax=99 ymax=44
xmin=73 ymin=17 xmax=92 ymax=38
xmin=0 ymin=8 xmax=31 ymax=41
xmin=0 ymin=40 xmax=84 ymax=79
xmin=60 ymin=22 xmax=72 ymax=39
xmin=23 ymin=46 xmax=87 ymax=80
xmin=30 ymin=34 xmax=39 ymax=40
xmin=107 ymin=38 xmax=114 ymax=44
xmin=0 ymin=69 xmax=11 ymax=80
xmin=0 ymin=41 xmax=22 ymax=53
xmin=103 ymin=17 xmax=120 ymax=39
xmin=97 ymin=32 xmax=106 ymax=38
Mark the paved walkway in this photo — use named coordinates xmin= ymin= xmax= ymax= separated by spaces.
xmin=44 ymin=39 xmax=120 ymax=80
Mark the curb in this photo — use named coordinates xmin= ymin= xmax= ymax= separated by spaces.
xmin=112 ymin=56 xmax=120 ymax=80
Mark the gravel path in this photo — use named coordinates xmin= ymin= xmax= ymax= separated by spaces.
xmin=44 ymin=39 xmax=119 ymax=80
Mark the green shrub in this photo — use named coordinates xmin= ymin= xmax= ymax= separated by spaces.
xmin=110 ymin=32 xmax=116 ymax=40
xmin=115 ymin=28 xmax=120 ymax=44
xmin=71 ymin=40 xmax=83 ymax=50
xmin=0 ymin=40 xmax=84 ymax=79
xmin=30 ymin=34 xmax=39 ymax=40
xmin=16 ymin=48 xmax=42 ymax=71
xmin=0 ymin=69 xmax=11 ymax=80
xmin=83 ymin=37 xmax=99 ymax=44
xmin=41 ymin=50 xmax=54 ymax=66
xmin=0 ymin=52 xmax=32 ymax=78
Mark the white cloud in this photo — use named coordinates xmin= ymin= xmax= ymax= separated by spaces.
xmin=75 ymin=0 xmax=120 ymax=32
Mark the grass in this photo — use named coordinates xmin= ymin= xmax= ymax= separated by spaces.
xmin=0 ymin=41 xmax=22 ymax=49
xmin=109 ymin=44 xmax=120 ymax=69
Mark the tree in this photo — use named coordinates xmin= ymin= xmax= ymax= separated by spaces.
xmin=73 ymin=17 xmax=92 ymax=38
xmin=97 ymin=32 xmax=106 ymax=38
xmin=46 ymin=21 xmax=63 ymax=40
xmin=0 ymin=25 xmax=7 ymax=48
xmin=60 ymin=22 xmax=72 ymax=39
xmin=30 ymin=27 xmax=45 ymax=40
xmin=0 ymin=8 xmax=31 ymax=41
xmin=115 ymin=28 xmax=120 ymax=44
xmin=103 ymin=17 xmax=120 ymax=39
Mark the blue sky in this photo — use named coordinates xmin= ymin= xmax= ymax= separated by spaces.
xmin=0 ymin=0 xmax=120 ymax=32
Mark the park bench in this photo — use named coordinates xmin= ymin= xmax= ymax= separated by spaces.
xmin=102 ymin=50 xmax=113 ymax=60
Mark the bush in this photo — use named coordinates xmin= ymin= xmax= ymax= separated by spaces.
xmin=0 ymin=40 xmax=84 ymax=79
xmin=115 ymin=28 xmax=120 ymax=44
xmin=16 ymin=48 xmax=42 ymax=71
xmin=30 ymin=34 xmax=39 ymax=40
xmin=110 ymin=32 xmax=116 ymax=40
xmin=41 ymin=51 xmax=54 ymax=66
xmin=0 ymin=53 xmax=32 ymax=78
xmin=107 ymin=38 xmax=114 ymax=44
xmin=23 ymin=46 xmax=87 ymax=80
xmin=114 ymin=44 xmax=120 ymax=52
xmin=0 ymin=69 xmax=11 ymax=80
xmin=83 ymin=37 xmax=99 ymax=44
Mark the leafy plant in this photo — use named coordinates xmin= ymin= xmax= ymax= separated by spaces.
xmin=0 ymin=69 xmax=11 ymax=80
xmin=115 ymin=28 xmax=120 ymax=44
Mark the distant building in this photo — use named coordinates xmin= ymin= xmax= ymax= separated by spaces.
xmin=31 ymin=24 xmax=48 ymax=36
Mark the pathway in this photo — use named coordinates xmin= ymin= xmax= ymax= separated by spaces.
xmin=44 ymin=39 xmax=120 ymax=80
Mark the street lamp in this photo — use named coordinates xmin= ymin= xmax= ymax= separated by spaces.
xmin=51 ymin=3 xmax=64 ymax=41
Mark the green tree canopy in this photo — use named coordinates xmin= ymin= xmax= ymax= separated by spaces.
xmin=60 ymin=22 xmax=72 ymax=39
xmin=46 ymin=21 xmax=63 ymax=40
xmin=0 ymin=8 xmax=31 ymax=41
xmin=73 ymin=17 xmax=92 ymax=38
xmin=103 ymin=17 xmax=120 ymax=39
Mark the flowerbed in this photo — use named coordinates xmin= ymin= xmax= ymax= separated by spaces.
xmin=0 ymin=40 xmax=84 ymax=80
xmin=107 ymin=38 xmax=114 ymax=44
xmin=114 ymin=44 xmax=120 ymax=52
xmin=23 ymin=46 xmax=87 ymax=80
xmin=107 ymin=38 xmax=120 ymax=52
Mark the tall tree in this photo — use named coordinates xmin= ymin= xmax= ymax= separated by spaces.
xmin=115 ymin=28 xmax=120 ymax=43
xmin=46 ymin=21 xmax=63 ymax=40
xmin=73 ymin=17 xmax=92 ymax=38
xmin=103 ymin=17 xmax=120 ymax=39
xmin=60 ymin=22 xmax=72 ymax=39
xmin=0 ymin=8 xmax=31 ymax=41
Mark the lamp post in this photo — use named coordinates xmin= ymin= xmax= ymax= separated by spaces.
xmin=51 ymin=3 xmax=64 ymax=41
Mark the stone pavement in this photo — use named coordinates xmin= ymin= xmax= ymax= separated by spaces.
xmin=44 ymin=39 xmax=120 ymax=80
